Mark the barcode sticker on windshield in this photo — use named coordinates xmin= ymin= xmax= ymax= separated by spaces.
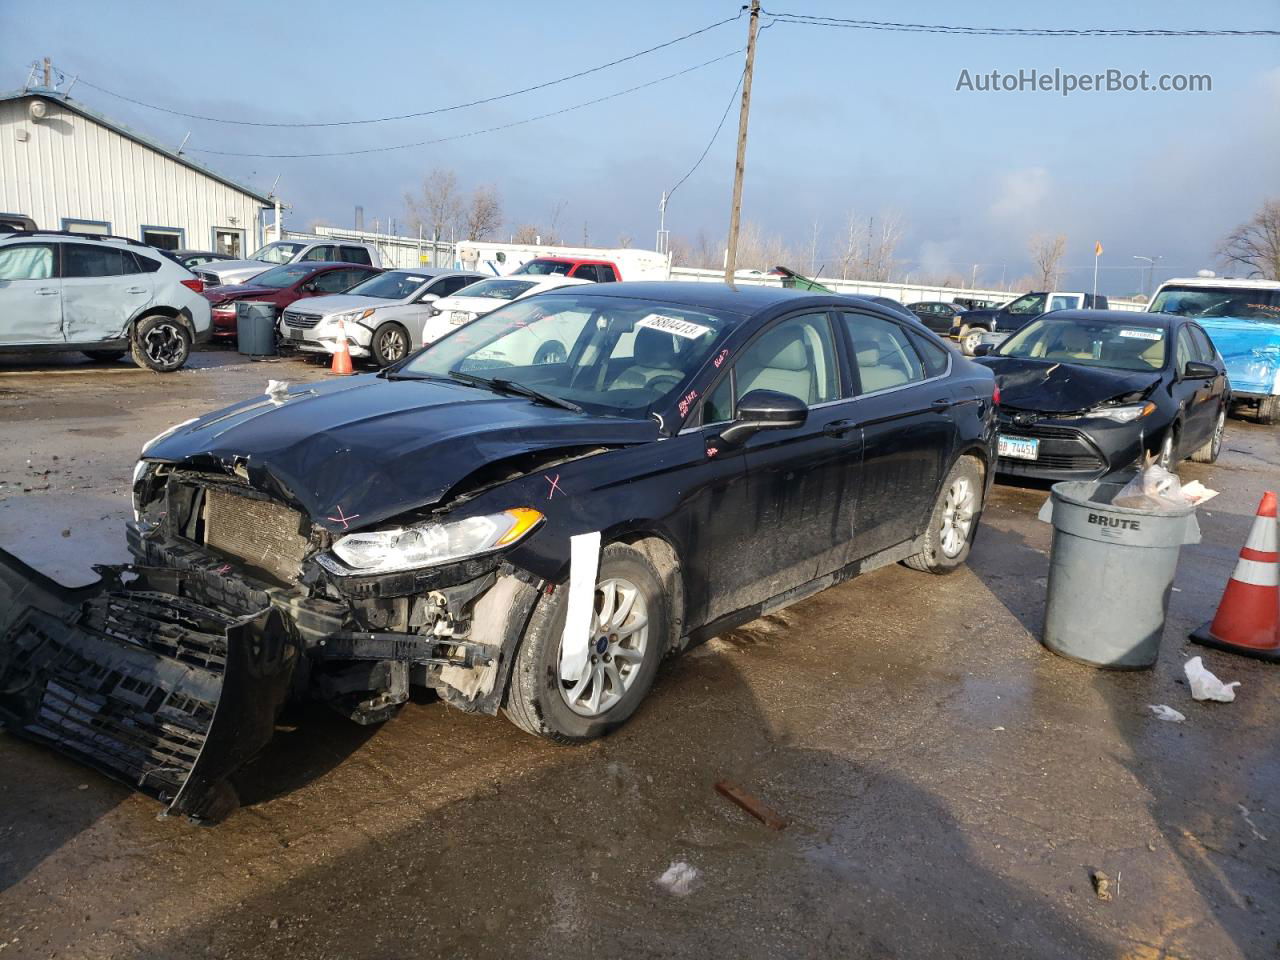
xmin=638 ymin=314 xmax=712 ymax=339
xmin=1119 ymin=329 xmax=1162 ymax=341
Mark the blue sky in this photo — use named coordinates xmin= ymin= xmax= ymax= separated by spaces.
xmin=3 ymin=0 xmax=1277 ymax=294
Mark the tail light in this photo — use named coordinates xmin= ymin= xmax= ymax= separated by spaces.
xmin=992 ymin=384 xmax=1001 ymax=406
xmin=181 ymin=278 xmax=204 ymax=294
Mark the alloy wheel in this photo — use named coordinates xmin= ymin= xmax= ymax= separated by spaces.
xmin=143 ymin=322 xmax=185 ymax=367
xmin=939 ymin=475 xmax=977 ymax=558
xmin=378 ymin=328 xmax=407 ymax=364
xmin=559 ymin=577 xmax=649 ymax=718
xmin=963 ymin=331 xmax=983 ymax=355
xmin=1211 ymin=408 xmax=1226 ymax=458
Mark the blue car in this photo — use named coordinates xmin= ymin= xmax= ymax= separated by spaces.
xmin=1150 ymin=278 xmax=1280 ymax=423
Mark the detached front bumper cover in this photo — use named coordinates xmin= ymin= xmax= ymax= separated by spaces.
xmin=0 ymin=548 xmax=297 ymax=822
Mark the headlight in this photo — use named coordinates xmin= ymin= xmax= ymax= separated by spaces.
xmin=334 ymin=308 xmax=375 ymax=325
xmin=321 ymin=507 xmax=544 ymax=575
xmin=1089 ymin=401 xmax=1156 ymax=423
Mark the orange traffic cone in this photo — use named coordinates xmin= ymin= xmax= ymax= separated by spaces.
xmin=330 ymin=319 xmax=354 ymax=376
xmin=1192 ymin=491 xmax=1280 ymax=662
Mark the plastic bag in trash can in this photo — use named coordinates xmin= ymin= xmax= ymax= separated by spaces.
xmin=1113 ymin=458 xmax=1188 ymax=511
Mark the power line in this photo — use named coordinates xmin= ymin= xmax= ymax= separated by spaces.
xmin=72 ymin=12 xmax=745 ymax=128
xmin=187 ymin=50 xmax=744 ymax=158
xmin=761 ymin=9 xmax=1280 ymax=37
xmin=667 ymin=67 xmax=745 ymax=199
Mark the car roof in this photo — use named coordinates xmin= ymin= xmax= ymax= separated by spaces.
xmin=1045 ymin=309 xmax=1174 ymax=327
xmin=566 ymin=280 xmax=843 ymax=315
xmin=1158 ymin=276 xmax=1280 ymax=291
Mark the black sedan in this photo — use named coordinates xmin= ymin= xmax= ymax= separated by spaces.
xmin=907 ymin=300 xmax=969 ymax=334
xmin=1 ymin=282 xmax=997 ymax=820
xmin=975 ymin=310 xmax=1229 ymax=481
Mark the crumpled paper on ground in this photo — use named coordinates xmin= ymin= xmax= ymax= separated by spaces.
xmin=1148 ymin=704 xmax=1187 ymax=723
xmin=1184 ymin=656 xmax=1241 ymax=702
xmin=657 ymin=861 xmax=699 ymax=896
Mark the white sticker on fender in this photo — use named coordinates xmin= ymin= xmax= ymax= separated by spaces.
xmin=558 ymin=531 xmax=602 ymax=684
xmin=1118 ymin=329 xmax=1162 ymax=341
xmin=637 ymin=314 xmax=712 ymax=339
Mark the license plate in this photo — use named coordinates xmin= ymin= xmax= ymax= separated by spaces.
xmin=998 ymin=436 xmax=1039 ymax=461
xmin=450 ymin=311 xmax=472 ymax=325
xmin=287 ymin=327 xmax=302 ymax=340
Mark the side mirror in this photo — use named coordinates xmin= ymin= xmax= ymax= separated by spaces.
xmin=420 ymin=293 xmax=440 ymax=303
xmin=1183 ymin=360 xmax=1217 ymax=379
xmin=299 ymin=282 xmax=317 ymax=293
xmin=972 ymin=343 xmax=992 ymax=357
xmin=718 ymin=389 xmax=808 ymax=446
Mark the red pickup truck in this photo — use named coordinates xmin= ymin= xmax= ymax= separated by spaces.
xmin=511 ymin=257 xmax=620 ymax=283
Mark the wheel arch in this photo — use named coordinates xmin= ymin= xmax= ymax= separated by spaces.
xmin=128 ymin=305 xmax=195 ymax=341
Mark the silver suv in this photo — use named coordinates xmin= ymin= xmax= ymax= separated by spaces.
xmin=195 ymin=238 xmax=382 ymax=287
xmin=0 ymin=230 xmax=212 ymax=371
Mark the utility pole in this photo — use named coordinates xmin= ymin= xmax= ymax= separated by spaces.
xmin=724 ymin=0 xmax=761 ymax=286
xmin=1133 ymin=254 xmax=1162 ymax=298
xmin=43 ymin=57 xmax=51 ymax=89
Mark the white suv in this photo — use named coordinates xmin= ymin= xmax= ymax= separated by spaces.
xmin=0 ymin=230 xmax=212 ymax=371
xmin=194 ymin=239 xmax=382 ymax=287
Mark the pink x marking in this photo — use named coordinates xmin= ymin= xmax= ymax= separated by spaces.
xmin=545 ymin=474 xmax=563 ymax=499
xmin=327 ymin=505 xmax=360 ymax=529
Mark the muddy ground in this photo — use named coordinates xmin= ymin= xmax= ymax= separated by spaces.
xmin=0 ymin=348 xmax=1277 ymax=960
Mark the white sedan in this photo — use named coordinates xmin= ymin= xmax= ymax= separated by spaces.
xmin=421 ymin=275 xmax=590 ymax=348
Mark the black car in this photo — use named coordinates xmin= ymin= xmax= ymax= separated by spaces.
xmin=161 ymin=248 xmax=237 ymax=269
xmin=0 ymin=282 xmax=997 ymax=820
xmin=908 ymin=300 xmax=969 ymax=334
xmin=975 ymin=309 xmax=1229 ymax=481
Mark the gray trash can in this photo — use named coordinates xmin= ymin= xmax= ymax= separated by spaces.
xmin=1038 ymin=480 xmax=1200 ymax=669
xmin=236 ymin=302 xmax=278 ymax=357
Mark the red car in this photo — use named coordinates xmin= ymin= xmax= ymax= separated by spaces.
xmin=203 ymin=261 xmax=382 ymax=337
xmin=511 ymin=257 xmax=620 ymax=282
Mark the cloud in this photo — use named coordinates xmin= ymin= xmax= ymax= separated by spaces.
xmin=987 ymin=166 xmax=1051 ymax=221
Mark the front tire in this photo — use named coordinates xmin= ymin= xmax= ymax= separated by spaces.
xmin=371 ymin=322 xmax=410 ymax=367
xmin=903 ymin=456 xmax=984 ymax=574
xmin=505 ymin=542 xmax=669 ymax=743
xmin=1259 ymin=395 xmax=1280 ymax=426
xmin=131 ymin=315 xmax=191 ymax=372
xmin=1190 ymin=405 xmax=1226 ymax=463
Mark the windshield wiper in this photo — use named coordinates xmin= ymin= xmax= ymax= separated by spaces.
xmin=448 ymin=370 xmax=583 ymax=413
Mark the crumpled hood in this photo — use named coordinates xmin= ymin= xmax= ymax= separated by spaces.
xmin=144 ymin=375 xmax=658 ymax=531
xmin=976 ymin=356 xmax=1160 ymax=413
xmin=205 ymin=283 xmax=274 ymax=303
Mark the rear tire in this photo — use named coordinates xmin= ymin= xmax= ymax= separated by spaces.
xmin=370 ymin=322 xmax=410 ymax=367
xmin=903 ymin=456 xmax=984 ymax=574
xmin=1190 ymin=406 xmax=1226 ymax=463
xmin=1259 ymin=395 xmax=1280 ymax=426
xmin=83 ymin=350 xmax=125 ymax=362
xmin=505 ymin=542 xmax=669 ymax=743
xmin=131 ymin=315 xmax=192 ymax=372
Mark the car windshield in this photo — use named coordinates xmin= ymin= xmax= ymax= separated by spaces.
xmin=997 ymin=317 xmax=1167 ymax=372
xmin=513 ymin=259 xmax=571 ymax=276
xmin=453 ymin=278 xmax=537 ymax=300
xmin=399 ymin=293 xmax=735 ymax=418
xmin=1149 ymin=285 xmax=1280 ymax=323
xmin=250 ymin=242 xmax=305 ymax=264
xmin=345 ymin=271 xmax=431 ymax=300
xmin=249 ymin=263 xmax=315 ymax=289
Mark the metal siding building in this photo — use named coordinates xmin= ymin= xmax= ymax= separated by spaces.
xmin=0 ymin=89 xmax=271 ymax=255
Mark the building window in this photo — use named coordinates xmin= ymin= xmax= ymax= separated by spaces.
xmin=141 ymin=226 xmax=184 ymax=250
xmin=61 ymin=218 xmax=111 ymax=236
xmin=213 ymin=228 xmax=245 ymax=258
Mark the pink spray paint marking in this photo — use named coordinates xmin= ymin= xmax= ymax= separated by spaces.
xmin=326 ymin=505 xmax=360 ymax=530
xmin=713 ymin=348 xmax=730 ymax=369
xmin=706 ymin=446 xmax=719 ymax=458
xmin=545 ymin=473 xmax=563 ymax=499
xmin=677 ymin=389 xmax=699 ymax=419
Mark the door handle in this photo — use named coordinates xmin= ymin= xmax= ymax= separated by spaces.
xmin=822 ymin=419 xmax=858 ymax=438
xmin=35 ymin=287 xmax=59 ymax=296
xmin=126 ymin=286 xmax=146 ymax=294
xmin=930 ymin=398 xmax=953 ymax=412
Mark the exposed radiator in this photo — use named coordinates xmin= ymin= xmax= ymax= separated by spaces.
xmin=203 ymin=487 xmax=310 ymax=582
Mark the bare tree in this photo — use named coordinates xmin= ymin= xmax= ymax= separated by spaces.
xmin=462 ymin=184 xmax=502 ymax=241
xmin=404 ymin=168 xmax=461 ymax=242
xmin=1217 ymin=198 xmax=1280 ymax=280
xmin=1029 ymin=233 xmax=1068 ymax=289
xmin=511 ymin=224 xmax=540 ymax=245
xmin=864 ymin=213 xmax=905 ymax=282
xmin=667 ymin=234 xmax=693 ymax=267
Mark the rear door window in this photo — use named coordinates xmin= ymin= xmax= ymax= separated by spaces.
xmin=572 ymin=264 xmax=599 ymax=282
xmin=0 ymin=243 xmax=56 ymax=280
xmin=312 ymin=269 xmax=360 ymax=293
xmin=64 ymin=244 xmax=130 ymax=277
xmin=908 ymin=330 xmax=950 ymax=378
xmin=1188 ymin=325 xmax=1216 ymax=361
xmin=339 ymin=245 xmax=372 ymax=265
xmin=842 ymin=313 xmax=926 ymax=394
